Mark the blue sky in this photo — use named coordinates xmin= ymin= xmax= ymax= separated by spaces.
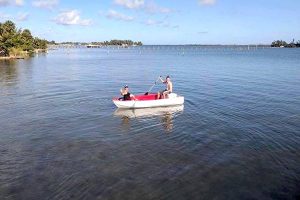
xmin=0 ymin=0 xmax=299 ymax=44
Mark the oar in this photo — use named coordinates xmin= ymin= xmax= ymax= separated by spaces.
xmin=144 ymin=76 xmax=161 ymax=95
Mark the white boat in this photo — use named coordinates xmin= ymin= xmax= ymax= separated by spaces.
xmin=114 ymin=105 xmax=184 ymax=118
xmin=113 ymin=93 xmax=184 ymax=109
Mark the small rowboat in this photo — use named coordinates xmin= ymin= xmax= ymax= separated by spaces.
xmin=114 ymin=105 xmax=184 ymax=118
xmin=113 ymin=93 xmax=184 ymax=109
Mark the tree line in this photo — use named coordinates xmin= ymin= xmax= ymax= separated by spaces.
xmin=91 ymin=40 xmax=142 ymax=46
xmin=271 ymin=39 xmax=300 ymax=48
xmin=0 ymin=20 xmax=47 ymax=57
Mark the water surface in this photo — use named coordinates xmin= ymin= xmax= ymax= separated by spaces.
xmin=0 ymin=46 xmax=300 ymax=199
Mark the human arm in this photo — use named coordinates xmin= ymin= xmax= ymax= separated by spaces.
xmin=159 ymin=76 xmax=165 ymax=83
xmin=120 ymin=88 xmax=125 ymax=96
xmin=130 ymin=94 xmax=137 ymax=100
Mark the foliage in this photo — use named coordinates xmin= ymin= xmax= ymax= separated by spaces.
xmin=47 ymin=40 xmax=57 ymax=45
xmin=0 ymin=20 xmax=47 ymax=57
xmin=91 ymin=40 xmax=143 ymax=46
xmin=271 ymin=39 xmax=300 ymax=48
xmin=271 ymin=40 xmax=288 ymax=47
xmin=8 ymin=47 xmax=27 ymax=57
xmin=33 ymin=37 xmax=48 ymax=49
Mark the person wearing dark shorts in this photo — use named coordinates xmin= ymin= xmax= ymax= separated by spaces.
xmin=120 ymin=85 xmax=136 ymax=101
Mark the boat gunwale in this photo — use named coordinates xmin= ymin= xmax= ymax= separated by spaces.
xmin=112 ymin=93 xmax=183 ymax=102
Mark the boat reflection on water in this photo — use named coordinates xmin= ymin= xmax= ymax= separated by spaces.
xmin=114 ymin=105 xmax=184 ymax=132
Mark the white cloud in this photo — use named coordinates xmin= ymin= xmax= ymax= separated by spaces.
xmin=15 ymin=0 xmax=22 ymax=5
xmin=32 ymin=0 xmax=58 ymax=9
xmin=36 ymin=27 xmax=57 ymax=38
xmin=0 ymin=12 xmax=11 ymax=20
xmin=144 ymin=19 xmax=178 ymax=28
xmin=114 ymin=0 xmax=173 ymax=14
xmin=144 ymin=2 xmax=172 ymax=14
xmin=54 ymin=10 xmax=92 ymax=26
xmin=0 ymin=0 xmax=23 ymax=6
xmin=0 ymin=11 xmax=29 ymax=21
xmin=145 ymin=19 xmax=162 ymax=25
xmin=106 ymin=10 xmax=134 ymax=21
xmin=198 ymin=0 xmax=216 ymax=6
xmin=114 ymin=0 xmax=144 ymax=9
xmin=16 ymin=12 xmax=29 ymax=21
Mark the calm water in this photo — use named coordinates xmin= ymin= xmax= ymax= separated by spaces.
xmin=0 ymin=46 xmax=300 ymax=200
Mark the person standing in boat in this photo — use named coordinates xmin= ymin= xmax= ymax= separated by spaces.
xmin=120 ymin=85 xmax=136 ymax=101
xmin=157 ymin=75 xmax=173 ymax=99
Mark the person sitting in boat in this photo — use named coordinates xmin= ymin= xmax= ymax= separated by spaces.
xmin=120 ymin=85 xmax=136 ymax=101
xmin=157 ymin=75 xmax=173 ymax=99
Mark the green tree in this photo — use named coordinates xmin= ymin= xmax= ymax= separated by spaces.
xmin=271 ymin=40 xmax=288 ymax=47
xmin=48 ymin=40 xmax=56 ymax=45
xmin=20 ymin=29 xmax=34 ymax=51
xmin=0 ymin=20 xmax=47 ymax=57
xmin=0 ymin=20 xmax=17 ymax=56
xmin=134 ymin=41 xmax=143 ymax=46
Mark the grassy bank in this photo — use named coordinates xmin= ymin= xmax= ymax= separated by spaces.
xmin=0 ymin=48 xmax=47 ymax=60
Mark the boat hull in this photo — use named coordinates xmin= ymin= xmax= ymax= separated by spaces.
xmin=113 ymin=94 xmax=184 ymax=109
xmin=114 ymin=105 xmax=184 ymax=118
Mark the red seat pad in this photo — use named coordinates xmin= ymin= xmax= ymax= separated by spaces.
xmin=113 ymin=93 xmax=157 ymax=101
xmin=135 ymin=94 xmax=157 ymax=101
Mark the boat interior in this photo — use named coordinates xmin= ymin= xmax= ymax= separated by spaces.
xmin=114 ymin=93 xmax=158 ymax=101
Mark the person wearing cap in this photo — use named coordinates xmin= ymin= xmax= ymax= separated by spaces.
xmin=120 ymin=85 xmax=136 ymax=101
xmin=157 ymin=75 xmax=173 ymax=99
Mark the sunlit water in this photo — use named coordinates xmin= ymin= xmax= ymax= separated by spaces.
xmin=0 ymin=46 xmax=300 ymax=199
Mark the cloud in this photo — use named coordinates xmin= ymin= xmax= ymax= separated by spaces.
xmin=36 ymin=27 xmax=57 ymax=38
xmin=145 ymin=19 xmax=163 ymax=26
xmin=106 ymin=10 xmax=134 ymax=21
xmin=0 ymin=11 xmax=29 ymax=21
xmin=0 ymin=12 xmax=11 ymax=20
xmin=144 ymin=2 xmax=172 ymax=14
xmin=0 ymin=0 xmax=23 ymax=6
xmin=161 ymin=22 xmax=179 ymax=29
xmin=16 ymin=12 xmax=29 ymax=21
xmin=32 ymin=0 xmax=58 ymax=9
xmin=144 ymin=19 xmax=178 ymax=29
xmin=114 ymin=0 xmax=173 ymax=14
xmin=15 ymin=0 xmax=22 ymax=5
xmin=198 ymin=31 xmax=208 ymax=34
xmin=198 ymin=0 xmax=216 ymax=6
xmin=54 ymin=10 xmax=92 ymax=26
xmin=114 ymin=0 xmax=144 ymax=9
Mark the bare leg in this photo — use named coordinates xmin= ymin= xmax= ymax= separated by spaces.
xmin=157 ymin=92 xmax=160 ymax=99
xmin=163 ymin=91 xmax=168 ymax=99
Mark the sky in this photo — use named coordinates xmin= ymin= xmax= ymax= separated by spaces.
xmin=0 ymin=0 xmax=299 ymax=44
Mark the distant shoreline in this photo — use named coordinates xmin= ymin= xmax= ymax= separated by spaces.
xmin=50 ymin=44 xmax=272 ymax=47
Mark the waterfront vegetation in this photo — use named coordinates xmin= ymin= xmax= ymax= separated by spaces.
xmin=0 ymin=20 xmax=47 ymax=59
xmin=58 ymin=40 xmax=143 ymax=46
xmin=91 ymin=40 xmax=142 ymax=46
xmin=271 ymin=39 xmax=300 ymax=48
